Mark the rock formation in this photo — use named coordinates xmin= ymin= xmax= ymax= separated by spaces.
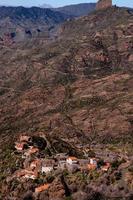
xmin=96 ymin=0 xmax=112 ymax=10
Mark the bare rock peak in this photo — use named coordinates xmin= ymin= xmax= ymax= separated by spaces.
xmin=96 ymin=0 xmax=112 ymax=10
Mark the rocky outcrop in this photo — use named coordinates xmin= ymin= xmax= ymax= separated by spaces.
xmin=96 ymin=0 xmax=112 ymax=10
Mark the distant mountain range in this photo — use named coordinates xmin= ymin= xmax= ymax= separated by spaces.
xmin=39 ymin=3 xmax=53 ymax=8
xmin=0 ymin=6 xmax=69 ymax=22
xmin=0 ymin=3 xmax=96 ymax=43
xmin=54 ymin=3 xmax=96 ymax=17
xmin=0 ymin=6 xmax=71 ymax=43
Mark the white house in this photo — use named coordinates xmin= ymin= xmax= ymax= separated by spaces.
xmin=58 ymin=160 xmax=66 ymax=170
xmin=24 ymin=174 xmax=36 ymax=180
xmin=66 ymin=157 xmax=78 ymax=165
xmin=41 ymin=159 xmax=55 ymax=174
xmin=90 ymin=158 xmax=97 ymax=166
xmin=41 ymin=166 xmax=53 ymax=174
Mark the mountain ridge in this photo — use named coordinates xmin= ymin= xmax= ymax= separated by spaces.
xmin=0 ymin=4 xmax=96 ymax=43
xmin=54 ymin=3 xmax=96 ymax=17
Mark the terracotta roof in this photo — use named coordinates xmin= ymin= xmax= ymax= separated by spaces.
xmin=16 ymin=169 xmax=38 ymax=178
xmin=30 ymin=159 xmax=41 ymax=169
xmin=28 ymin=147 xmax=39 ymax=154
xmin=20 ymin=135 xmax=30 ymax=142
xmin=31 ymin=159 xmax=41 ymax=165
xmin=67 ymin=157 xmax=78 ymax=160
xmin=88 ymin=164 xmax=97 ymax=170
xmin=35 ymin=184 xmax=50 ymax=193
xmin=101 ymin=163 xmax=110 ymax=171
xmin=15 ymin=142 xmax=26 ymax=150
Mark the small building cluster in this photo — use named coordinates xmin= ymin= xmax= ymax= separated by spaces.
xmin=8 ymin=135 xmax=131 ymax=194
xmin=13 ymin=135 xmax=112 ymax=184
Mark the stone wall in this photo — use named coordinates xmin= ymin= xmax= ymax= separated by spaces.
xmin=96 ymin=0 xmax=112 ymax=10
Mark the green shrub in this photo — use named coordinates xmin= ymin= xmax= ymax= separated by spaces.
xmin=63 ymin=170 xmax=69 ymax=177
xmin=46 ymin=174 xmax=55 ymax=183
xmin=65 ymin=196 xmax=72 ymax=200
xmin=111 ymin=160 xmax=123 ymax=169
xmin=88 ymin=150 xmax=95 ymax=158
xmin=128 ymin=166 xmax=133 ymax=173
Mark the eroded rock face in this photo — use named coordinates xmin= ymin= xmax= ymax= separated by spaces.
xmin=96 ymin=0 xmax=112 ymax=10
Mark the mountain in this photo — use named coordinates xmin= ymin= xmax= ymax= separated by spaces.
xmin=0 ymin=6 xmax=132 ymax=144
xmin=0 ymin=5 xmax=133 ymax=199
xmin=0 ymin=4 xmax=96 ymax=44
xmin=0 ymin=6 xmax=69 ymax=22
xmin=54 ymin=3 xmax=96 ymax=17
xmin=39 ymin=4 xmax=53 ymax=8
xmin=0 ymin=6 xmax=72 ymax=43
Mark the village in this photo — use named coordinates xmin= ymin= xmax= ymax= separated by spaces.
xmin=8 ymin=134 xmax=132 ymax=195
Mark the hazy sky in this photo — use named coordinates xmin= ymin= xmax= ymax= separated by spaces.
xmin=0 ymin=0 xmax=133 ymax=8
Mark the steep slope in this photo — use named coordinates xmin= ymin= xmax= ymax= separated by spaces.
xmin=54 ymin=3 xmax=96 ymax=17
xmin=0 ymin=6 xmax=132 ymax=145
